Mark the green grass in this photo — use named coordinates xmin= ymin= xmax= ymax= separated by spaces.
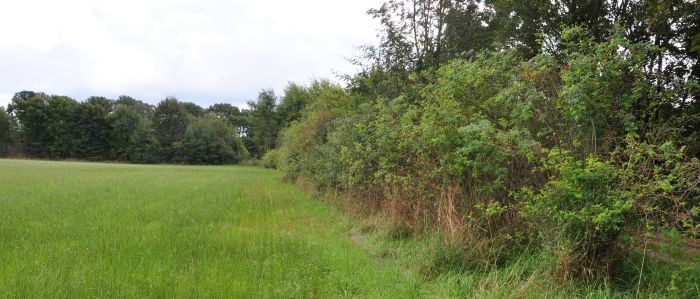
xmin=1 ymin=159 xmax=697 ymax=298
xmin=0 ymin=159 xmax=421 ymax=298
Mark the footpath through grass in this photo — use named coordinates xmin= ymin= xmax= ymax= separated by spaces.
xmin=0 ymin=159 xmax=421 ymax=298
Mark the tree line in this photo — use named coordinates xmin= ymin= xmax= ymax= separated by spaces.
xmin=264 ymin=0 xmax=700 ymax=292
xmin=0 ymin=86 xmax=312 ymax=164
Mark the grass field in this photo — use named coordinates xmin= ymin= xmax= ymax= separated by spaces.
xmin=0 ymin=159 xmax=422 ymax=298
xmin=1 ymin=159 xmax=698 ymax=298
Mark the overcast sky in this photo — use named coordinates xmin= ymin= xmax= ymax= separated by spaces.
xmin=0 ymin=0 xmax=381 ymax=108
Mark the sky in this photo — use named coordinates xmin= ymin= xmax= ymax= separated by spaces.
xmin=0 ymin=0 xmax=381 ymax=108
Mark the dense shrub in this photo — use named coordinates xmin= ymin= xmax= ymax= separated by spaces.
xmin=261 ymin=149 xmax=279 ymax=168
xmin=275 ymin=30 xmax=700 ymax=283
xmin=276 ymin=81 xmax=348 ymax=183
xmin=521 ymin=150 xmax=631 ymax=280
xmin=520 ymin=140 xmax=700 ymax=281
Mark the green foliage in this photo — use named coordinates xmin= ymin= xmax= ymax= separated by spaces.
xmin=153 ymin=97 xmax=190 ymax=161
xmin=518 ymin=138 xmax=700 ymax=280
xmin=126 ymin=123 xmax=161 ymax=164
xmin=275 ymin=24 xmax=700 ymax=289
xmin=261 ymin=149 xmax=279 ymax=168
xmin=614 ymin=138 xmax=700 ymax=236
xmin=115 ymin=95 xmax=153 ymax=118
xmin=6 ymin=91 xmax=251 ymax=165
xmin=183 ymin=102 xmax=205 ymax=117
xmin=3 ymin=0 xmax=700 ymax=291
xmin=526 ymin=151 xmax=631 ymax=239
xmin=109 ymin=105 xmax=146 ymax=161
xmin=246 ymin=89 xmax=280 ymax=157
xmin=0 ymin=107 xmax=10 ymax=157
xmin=109 ymin=105 xmax=161 ymax=163
xmin=521 ymin=150 xmax=632 ymax=280
xmin=207 ymin=103 xmax=246 ymax=135
xmin=7 ymin=93 xmax=80 ymax=158
xmin=276 ymin=81 xmax=347 ymax=184
xmin=277 ymin=82 xmax=312 ymax=127
xmin=72 ymin=97 xmax=113 ymax=160
xmin=176 ymin=115 xmax=249 ymax=164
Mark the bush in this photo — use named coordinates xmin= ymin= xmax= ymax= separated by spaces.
xmin=276 ymin=81 xmax=348 ymax=183
xmin=614 ymin=138 xmax=700 ymax=236
xmin=521 ymin=150 xmax=631 ymax=280
xmin=273 ymin=33 xmax=700 ymax=287
xmin=521 ymin=140 xmax=700 ymax=281
xmin=261 ymin=149 xmax=279 ymax=168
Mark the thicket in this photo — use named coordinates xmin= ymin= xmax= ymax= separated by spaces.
xmin=271 ymin=0 xmax=700 ymax=292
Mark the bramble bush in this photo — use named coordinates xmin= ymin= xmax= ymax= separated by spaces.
xmin=520 ymin=150 xmax=632 ymax=280
xmin=520 ymin=139 xmax=700 ymax=281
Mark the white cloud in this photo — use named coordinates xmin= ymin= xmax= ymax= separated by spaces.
xmin=0 ymin=0 xmax=381 ymax=108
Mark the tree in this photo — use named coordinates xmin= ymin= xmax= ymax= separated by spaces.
xmin=0 ymin=107 xmax=10 ymax=157
xmin=8 ymin=92 xmax=50 ymax=157
xmin=115 ymin=95 xmax=153 ymax=118
xmin=109 ymin=105 xmax=146 ymax=161
xmin=127 ymin=122 xmax=161 ymax=164
xmin=153 ymin=98 xmax=190 ymax=161
xmin=484 ymin=0 xmax=553 ymax=57
xmin=183 ymin=102 xmax=206 ymax=117
xmin=177 ymin=115 xmax=248 ymax=164
xmin=207 ymin=103 xmax=247 ymax=135
xmin=72 ymin=97 xmax=113 ymax=160
xmin=247 ymin=89 xmax=279 ymax=157
xmin=442 ymin=0 xmax=495 ymax=57
xmin=366 ymin=0 xmax=534 ymax=70
xmin=8 ymin=92 xmax=80 ymax=158
xmin=367 ymin=0 xmax=451 ymax=72
xmin=47 ymin=95 xmax=82 ymax=158
xmin=108 ymin=102 xmax=162 ymax=163
xmin=277 ymin=83 xmax=312 ymax=128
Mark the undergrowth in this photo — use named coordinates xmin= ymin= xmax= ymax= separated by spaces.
xmin=319 ymin=188 xmax=700 ymax=298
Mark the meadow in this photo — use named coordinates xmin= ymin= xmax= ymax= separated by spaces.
xmin=1 ymin=159 xmax=698 ymax=298
xmin=0 ymin=159 xmax=421 ymax=298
